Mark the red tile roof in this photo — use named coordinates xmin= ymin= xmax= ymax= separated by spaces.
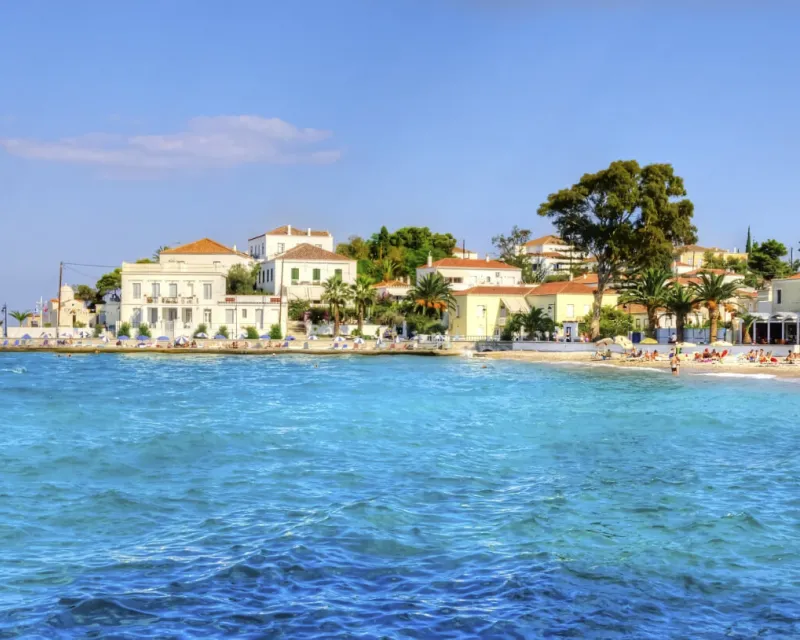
xmin=422 ymin=258 xmax=519 ymax=270
xmin=684 ymin=268 xmax=730 ymax=276
xmin=528 ymin=281 xmax=606 ymax=296
xmin=455 ymin=286 xmax=538 ymax=296
xmin=161 ymin=238 xmax=249 ymax=256
xmin=275 ymin=243 xmax=351 ymax=261
xmin=524 ymin=234 xmax=563 ymax=247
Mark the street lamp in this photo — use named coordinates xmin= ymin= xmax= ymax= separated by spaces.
xmin=1 ymin=304 xmax=6 ymax=338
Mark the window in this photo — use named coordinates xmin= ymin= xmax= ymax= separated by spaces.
xmin=132 ymin=283 xmax=141 ymax=299
xmin=262 ymin=242 xmax=265 ymax=255
xmin=165 ymin=308 xmax=178 ymax=321
xmin=182 ymin=308 xmax=193 ymax=324
xmin=312 ymin=268 xmax=321 ymax=282
xmin=277 ymin=243 xmax=285 ymax=253
xmin=151 ymin=283 xmax=160 ymax=298
xmin=291 ymin=268 xmax=300 ymax=282
xmin=583 ymin=304 xmax=590 ymax=315
xmin=635 ymin=319 xmax=642 ymax=329
xmin=455 ymin=304 xmax=460 ymax=318
xmin=566 ymin=304 xmax=575 ymax=318
xmin=777 ymin=289 xmax=782 ymax=304
xmin=486 ymin=276 xmax=491 ymax=283
xmin=495 ymin=272 xmax=501 ymax=278
xmin=203 ymin=283 xmax=212 ymax=300
xmin=169 ymin=283 xmax=177 ymax=297
xmin=256 ymin=309 xmax=263 ymax=327
xmin=203 ymin=309 xmax=212 ymax=324
xmin=242 ymin=308 xmax=247 ymax=319
xmin=149 ymin=308 xmax=158 ymax=324
xmin=187 ymin=283 xmax=194 ymax=297
xmin=335 ymin=269 xmax=343 ymax=279
xmin=132 ymin=308 xmax=141 ymax=323
xmin=225 ymin=309 xmax=235 ymax=323
xmin=476 ymin=305 xmax=486 ymax=318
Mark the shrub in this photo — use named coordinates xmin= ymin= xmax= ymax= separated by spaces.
xmin=74 ymin=320 xmax=87 ymax=328
xmin=193 ymin=323 xmax=209 ymax=338
xmin=44 ymin=322 xmax=52 ymax=328
xmin=118 ymin=322 xmax=131 ymax=337
xmin=218 ymin=325 xmax=230 ymax=339
xmin=93 ymin=325 xmax=103 ymax=338
xmin=138 ymin=322 xmax=152 ymax=338
xmin=269 ymin=324 xmax=283 ymax=340
xmin=288 ymin=299 xmax=310 ymax=321
xmin=500 ymin=327 xmax=515 ymax=341
xmin=308 ymin=306 xmax=328 ymax=324
xmin=245 ymin=326 xmax=259 ymax=339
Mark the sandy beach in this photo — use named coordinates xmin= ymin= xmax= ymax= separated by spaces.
xmin=478 ymin=350 xmax=800 ymax=378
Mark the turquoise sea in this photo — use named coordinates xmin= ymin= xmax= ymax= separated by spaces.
xmin=0 ymin=353 xmax=798 ymax=638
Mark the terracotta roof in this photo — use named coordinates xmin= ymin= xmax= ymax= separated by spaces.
xmin=161 ymin=238 xmax=249 ymax=257
xmin=525 ymin=234 xmax=564 ymax=247
xmin=736 ymin=290 xmax=758 ymax=298
xmin=672 ymin=277 xmax=701 ymax=286
xmin=372 ymin=280 xmax=410 ymax=288
xmin=684 ymin=268 xmax=730 ymax=276
xmin=274 ymin=243 xmax=351 ymax=262
xmin=264 ymin=225 xmax=330 ymax=238
xmin=455 ymin=286 xmax=538 ymax=296
xmin=673 ymin=261 xmax=692 ymax=267
xmin=528 ymin=281 xmax=607 ymax=296
xmin=577 ymin=274 xmax=599 ymax=284
xmin=421 ymin=258 xmax=520 ymax=270
xmin=786 ymin=273 xmax=800 ymax=280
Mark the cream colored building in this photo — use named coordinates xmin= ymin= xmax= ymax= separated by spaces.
xmin=50 ymin=286 xmax=94 ymax=328
xmin=416 ymin=255 xmax=522 ymax=291
xmin=373 ymin=279 xmax=411 ymax=301
xmin=248 ymin=224 xmax=334 ymax=261
xmin=523 ymin=234 xmax=587 ymax=274
xmin=119 ymin=238 xmax=284 ymax=337
xmin=451 ymin=246 xmax=479 ymax=260
xmin=449 ymin=282 xmax=618 ymax=339
xmin=258 ymin=243 xmax=357 ymax=304
xmin=676 ymin=245 xmax=748 ymax=269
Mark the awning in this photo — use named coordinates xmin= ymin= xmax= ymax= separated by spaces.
xmin=771 ymin=312 xmax=799 ymax=321
xmin=501 ymin=297 xmax=530 ymax=315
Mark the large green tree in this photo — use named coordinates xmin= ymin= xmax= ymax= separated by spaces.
xmin=538 ymin=160 xmax=697 ymax=337
xmin=690 ymin=272 xmax=742 ymax=341
xmin=619 ymin=267 xmax=672 ymax=337
xmin=73 ymin=284 xmax=97 ymax=302
xmin=96 ymin=268 xmax=122 ymax=299
xmin=748 ymin=239 xmax=789 ymax=281
xmin=407 ymin=273 xmax=455 ymax=318
xmin=226 ymin=263 xmax=261 ymax=294
xmin=491 ymin=226 xmax=537 ymax=283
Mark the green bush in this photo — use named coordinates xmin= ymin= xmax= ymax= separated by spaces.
xmin=269 ymin=324 xmax=283 ymax=340
xmin=118 ymin=322 xmax=131 ymax=338
xmin=245 ymin=326 xmax=259 ymax=339
xmin=579 ymin=306 xmax=632 ymax=339
xmin=138 ymin=322 xmax=152 ymax=338
xmin=308 ymin=306 xmax=328 ymax=324
xmin=218 ymin=325 xmax=230 ymax=339
xmin=193 ymin=323 xmax=209 ymax=338
xmin=93 ymin=325 xmax=103 ymax=338
xmin=74 ymin=320 xmax=87 ymax=328
xmin=288 ymin=299 xmax=310 ymax=321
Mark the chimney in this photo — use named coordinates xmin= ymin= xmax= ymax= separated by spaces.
xmin=485 ymin=254 xmax=490 ymax=262
xmin=287 ymin=224 xmax=292 ymax=235
xmin=233 ymin=244 xmax=237 ymax=252
xmin=307 ymin=227 xmax=311 ymax=236
xmin=427 ymin=252 xmax=433 ymax=267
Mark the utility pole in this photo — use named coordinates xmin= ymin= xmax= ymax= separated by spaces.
xmin=1 ymin=304 xmax=7 ymax=338
xmin=57 ymin=261 xmax=63 ymax=331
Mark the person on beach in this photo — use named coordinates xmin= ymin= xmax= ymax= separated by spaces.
xmin=670 ymin=351 xmax=680 ymax=376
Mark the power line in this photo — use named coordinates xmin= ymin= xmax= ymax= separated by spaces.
xmin=63 ymin=261 xmax=119 ymax=269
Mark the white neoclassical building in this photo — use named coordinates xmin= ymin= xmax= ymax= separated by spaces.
xmin=120 ymin=238 xmax=285 ymax=337
xmin=257 ymin=243 xmax=357 ymax=304
xmin=247 ymin=224 xmax=334 ymax=261
xmin=415 ymin=254 xmax=522 ymax=291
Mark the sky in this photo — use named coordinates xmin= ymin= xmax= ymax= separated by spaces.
xmin=1 ymin=1 xmax=800 ymax=310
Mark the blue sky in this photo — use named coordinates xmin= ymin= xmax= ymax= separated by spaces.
xmin=1 ymin=1 xmax=799 ymax=309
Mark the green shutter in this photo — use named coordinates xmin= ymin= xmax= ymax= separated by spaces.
xmin=335 ymin=269 xmax=343 ymax=279
xmin=313 ymin=268 xmax=321 ymax=281
xmin=291 ymin=268 xmax=300 ymax=280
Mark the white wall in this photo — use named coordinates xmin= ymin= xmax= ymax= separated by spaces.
xmin=416 ymin=266 xmax=522 ymax=290
xmin=248 ymin=229 xmax=334 ymax=260
xmin=259 ymin=257 xmax=357 ymax=300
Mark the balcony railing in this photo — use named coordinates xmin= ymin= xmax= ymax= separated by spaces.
xmin=145 ymin=296 xmax=197 ymax=304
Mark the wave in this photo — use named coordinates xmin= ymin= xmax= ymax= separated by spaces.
xmin=693 ymin=372 xmax=776 ymax=380
xmin=1 ymin=367 xmax=27 ymax=374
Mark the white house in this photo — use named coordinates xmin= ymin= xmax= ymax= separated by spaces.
xmin=119 ymin=238 xmax=284 ymax=337
xmin=415 ymin=254 xmax=522 ymax=291
xmin=451 ymin=246 xmax=479 ymax=260
xmin=523 ymin=234 xmax=586 ymax=274
xmin=258 ymin=243 xmax=357 ymax=304
xmin=248 ymin=224 xmax=334 ymax=261
xmin=373 ymin=279 xmax=411 ymax=301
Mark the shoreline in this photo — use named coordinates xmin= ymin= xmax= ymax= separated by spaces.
xmin=0 ymin=345 xmax=460 ymax=357
xmin=478 ymin=350 xmax=800 ymax=378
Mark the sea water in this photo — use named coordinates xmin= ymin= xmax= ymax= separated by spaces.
xmin=1 ymin=353 xmax=798 ymax=638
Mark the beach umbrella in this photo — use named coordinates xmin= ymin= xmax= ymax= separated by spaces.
xmin=175 ymin=336 xmax=190 ymax=345
xmin=613 ymin=335 xmax=633 ymax=349
xmin=675 ymin=342 xmax=695 ymax=348
xmin=21 ymin=334 xmax=31 ymax=340
xmin=156 ymin=336 xmax=170 ymax=342
xmin=118 ymin=335 xmax=130 ymax=341
xmin=711 ymin=340 xmax=732 ymax=347
xmin=308 ymin=335 xmax=318 ymax=340
xmin=60 ymin=332 xmax=72 ymax=338
xmin=99 ymin=335 xmax=109 ymax=343
xmin=640 ymin=337 xmax=658 ymax=345
xmin=214 ymin=334 xmax=227 ymax=340
xmin=195 ymin=332 xmax=208 ymax=339
xmin=238 ymin=333 xmax=248 ymax=339
xmin=353 ymin=337 xmax=364 ymax=344
xmin=41 ymin=332 xmax=52 ymax=338
xmin=136 ymin=335 xmax=149 ymax=341
xmin=596 ymin=337 xmax=614 ymax=347
xmin=259 ymin=334 xmax=271 ymax=339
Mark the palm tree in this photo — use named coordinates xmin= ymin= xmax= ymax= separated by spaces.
xmin=153 ymin=245 xmax=171 ymax=261
xmin=619 ymin=268 xmax=672 ymax=337
xmin=690 ymin=273 xmax=743 ymax=342
xmin=512 ymin=307 xmax=554 ymax=340
xmin=10 ymin=310 xmax=32 ymax=327
xmin=377 ymin=259 xmax=400 ymax=282
xmin=408 ymin=273 xmax=455 ymax=318
xmin=322 ymin=276 xmax=352 ymax=337
xmin=664 ymin=283 xmax=697 ymax=343
xmin=350 ymin=276 xmax=377 ymax=335
xmin=736 ymin=311 xmax=758 ymax=345
xmin=374 ymin=303 xmax=404 ymax=338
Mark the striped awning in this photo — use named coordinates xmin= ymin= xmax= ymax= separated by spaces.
xmin=501 ymin=297 xmax=530 ymax=315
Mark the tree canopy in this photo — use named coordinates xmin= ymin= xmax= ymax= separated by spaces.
xmin=491 ymin=226 xmax=540 ymax=284
xmin=538 ymin=160 xmax=697 ymax=337
xmin=748 ymin=239 xmax=790 ymax=282
xmin=226 ymin=263 xmax=261 ymax=295
xmin=96 ymin=268 xmax=122 ymax=299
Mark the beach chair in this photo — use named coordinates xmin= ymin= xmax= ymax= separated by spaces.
xmin=331 ymin=343 xmax=340 ymax=350
xmin=303 ymin=342 xmax=310 ymax=349
xmin=13 ymin=340 xmax=20 ymax=347
xmin=281 ymin=341 xmax=290 ymax=349
xmin=1 ymin=340 xmax=7 ymax=347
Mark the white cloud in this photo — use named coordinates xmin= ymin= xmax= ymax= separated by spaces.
xmin=0 ymin=115 xmax=341 ymax=170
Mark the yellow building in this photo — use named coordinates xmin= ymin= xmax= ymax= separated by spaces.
xmin=449 ymin=282 xmax=619 ymax=339
xmin=676 ymin=245 xmax=748 ymax=269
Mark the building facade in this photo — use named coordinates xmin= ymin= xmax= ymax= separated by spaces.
xmin=257 ymin=243 xmax=357 ymax=304
xmin=416 ymin=256 xmax=522 ymax=291
xmin=248 ymin=225 xmax=334 ymax=261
